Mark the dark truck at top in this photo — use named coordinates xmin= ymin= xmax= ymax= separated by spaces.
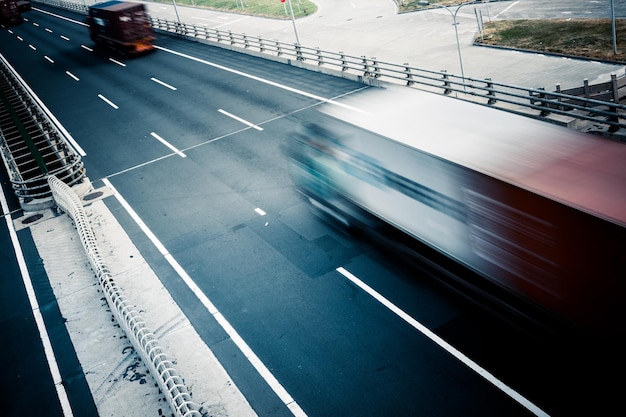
xmin=0 ymin=0 xmax=22 ymax=26
xmin=87 ymin=0 xmax=155 ymax=56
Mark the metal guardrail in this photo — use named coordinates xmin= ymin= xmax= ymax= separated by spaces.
xmin=48 ymin=175 xmax=203 ymax=417
xmin=0 ymin=53 xmax=86 ymax=210
xmin=31 ymin=0 xmax=626 ymax=137
xmin=150 ymin=17 xmax=626 ymax=136
xmin=35 ymin=0 xmax=86 ymax=13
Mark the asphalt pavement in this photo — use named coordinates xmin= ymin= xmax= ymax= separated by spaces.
xmin=135 ymin=0 xmax=626 ymax=90
xmin=5 ymin=1 xmax=625 ymax=416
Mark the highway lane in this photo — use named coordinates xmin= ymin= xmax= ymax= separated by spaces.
xmin=2 ymin=5 xmax=622 ymax=417
xmin=0 ymin=167 xmax=97 ymax=416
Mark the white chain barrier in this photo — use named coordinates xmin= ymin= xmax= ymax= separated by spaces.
xmin=47 ymin=175 xmax=203 ymax=417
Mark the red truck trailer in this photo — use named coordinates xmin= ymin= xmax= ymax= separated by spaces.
xmin=87 ymin=1 xmax=155 ymax=56
xmin=287 ymin=86 xmax=626 ymax=336
xmin=17 ymin=0 xmax=31 ymax=12
xmin=0 ymin=0 xmax=22 ymax=26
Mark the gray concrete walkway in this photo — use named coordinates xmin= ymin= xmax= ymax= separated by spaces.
xmin=138 ymin=0 xmax=626 ymax=90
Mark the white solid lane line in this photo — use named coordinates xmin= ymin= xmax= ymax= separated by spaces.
xmin=150 ymin=77 xmax=177 ymax=90
xmin=149 ymin=132 xmax=186 ymax=157
xmin=98 ymin=94 xmax=118 ymax=109
xmin=102 ymin=179 xmax=308 ymax=417
xmin=80 ymin=44 xmax=93 ymax=52
xmin=33 ymin=7 xmax=88 ymax=26
xmin=336 ymin=266 xmax=550 ymax=417
xmin=0 ymin=189 xmax=74 ymax=417
xmin=155 ymin=45 xmax=367 ymax=112
xmin=218 ymin=109 xmax=263 ymax=131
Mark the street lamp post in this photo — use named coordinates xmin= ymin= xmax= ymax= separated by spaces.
xmin=611 ymin=0 xmax=617 ymax=55
xmin=282 ymin=0 xmax=300 ymax=45
xmin=441 ymin=1 xmax=475 ymax=89
xmin=171 ymin=0 xmax=181 ymax=24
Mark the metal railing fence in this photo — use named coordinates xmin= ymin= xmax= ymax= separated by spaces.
xmin=48 ymin=175 xmax=203 ymax=417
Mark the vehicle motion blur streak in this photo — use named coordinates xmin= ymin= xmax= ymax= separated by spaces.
xmin=288 ymin=86 xmax=626 ymax=336
xmin=336 ymin=267 xmax=549 ymax=417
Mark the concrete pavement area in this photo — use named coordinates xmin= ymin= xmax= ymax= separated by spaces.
xmin=138 ymin=0 xmax=626 ymax=90
xmin=23 ymin=180 xmax=258 ymax=417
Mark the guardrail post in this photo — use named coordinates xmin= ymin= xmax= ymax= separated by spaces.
xmin=371 ymin=58 xmax=381 ymax=78
xmin=296 ymin=45 xmax=304 ymax=61
xmin=485 ymin=78 xmax=496 ymax=105
xmin=341 ymin=53 xmax=348 ymax=71
xmin=611 ymin=74 xmax=619 ymax=103
xmin=441 ymin=70 xmax=451 ymax=95
xmin=609 ymin=74 xmax=620 ymax=132
xmin=362 ymin=57 xmax=370 ymax=77
xmin=259 ymin=38 xmax=265 ymax=53
xmin=316 ymin=48 xmax=323 ymax=66
xmin=243 ymin=34 xmax=249 ymax=48
xmin=583 ymin=79 xmax=590 ymax=104
xmin=277 ymin=41 xmax=283 ymax=56
xmin=229 ymin=31 xmax=235 ymax=45
xmin=539 ymin=87 xmax=550 ymax=116
xmin=403 ymin=63 xmax=414 ymax=86
xmin=555 ymin=84 xmax=564 ymax=111
xmin=530 ymin=87 xmax=550 ymax=117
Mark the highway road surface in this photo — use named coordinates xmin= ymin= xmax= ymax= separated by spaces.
xmin=1 ymin=2 xmax=624 ymax=417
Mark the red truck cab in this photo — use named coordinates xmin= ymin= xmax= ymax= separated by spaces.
xmin=87 ymin=1 xmax=155 ymax=56
xmin=0 ymin=0 xmax=22 ymax=26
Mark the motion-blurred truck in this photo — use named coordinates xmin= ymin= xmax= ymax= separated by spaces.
xmin=0 ymin=0 xmax=22 ymax=26
xmin=287 ymin=86 xmax=626 ymax=336
xmin=17 ymin=0 xmax=31 ymax=12
xmin=87 ymin=0 xmax=155 ymax=56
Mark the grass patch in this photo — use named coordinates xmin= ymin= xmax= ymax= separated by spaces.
xmin=398 ymin=0 xmax=461 ymax=13
xmin=476 ymin=19 xmax=626 ymax=62
xmin=152 ymin=0 xmax=317 ymax=19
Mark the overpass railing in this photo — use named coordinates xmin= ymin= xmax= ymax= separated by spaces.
xmin=0 ymin=53 xmax=86 ymax=210
xmin=48 ymin=175 xmax=203 ymax=417
xmin=32 ymin=0 xmax=626 ymax=136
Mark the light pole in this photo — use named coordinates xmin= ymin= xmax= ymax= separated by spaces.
xmin=611 ymin=0 xmax=617 ymax=55
xmin=284 ymin=0 xmax=300 ymax=45
xmin=441 ymin=1 xmax=475 ymax=88
xmin=171 ymin=0 xmax=181 ymax=24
